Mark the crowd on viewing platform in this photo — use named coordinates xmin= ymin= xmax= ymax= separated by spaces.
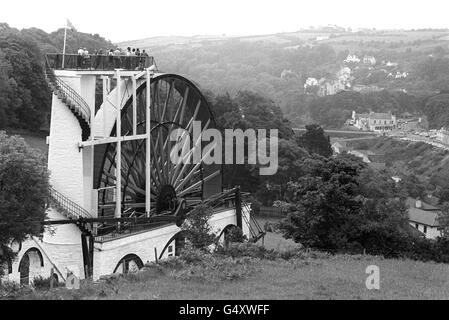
xmin=47 ymin=46 xmax=155 ymax=71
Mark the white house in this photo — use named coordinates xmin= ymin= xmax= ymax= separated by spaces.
xmin=363 ymin=55 xmax=376 ymax=65
xmin=407 ymin=198 xmax=442 ymax=240
xmin=344 ymin=54 xmax=360 ymax=63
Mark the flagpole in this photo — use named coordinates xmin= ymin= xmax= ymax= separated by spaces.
xmin=62 ymin=21 xmax=68 ymax=69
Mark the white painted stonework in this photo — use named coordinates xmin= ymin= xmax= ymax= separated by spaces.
xmin=2 ymin=206 xmax=249 ymax=283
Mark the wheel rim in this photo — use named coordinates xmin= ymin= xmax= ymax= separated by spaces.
xmin=96 ymin=74 xmax=221 ymax=219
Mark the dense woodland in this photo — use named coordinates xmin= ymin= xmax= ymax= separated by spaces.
xmin=0 ymin=23 xmax=114 ymax=131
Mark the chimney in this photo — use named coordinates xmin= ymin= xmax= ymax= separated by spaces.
xmin=415 ymin=199 xmax=422 ymax=209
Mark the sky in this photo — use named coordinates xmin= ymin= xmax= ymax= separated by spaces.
xmin=1 ymin=0 xmax=449 ymax=43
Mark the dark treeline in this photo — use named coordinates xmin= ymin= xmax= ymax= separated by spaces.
xmin=0 ymin=23 xmax=114 ymax=131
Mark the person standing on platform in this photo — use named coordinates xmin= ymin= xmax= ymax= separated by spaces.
xmin=141 ymin=49 xmax=150 ymax=69
xmin=77 ymin=47 xmax=84 ymax=69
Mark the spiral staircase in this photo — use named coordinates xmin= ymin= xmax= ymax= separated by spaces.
xmin=44 ymin=57 xmax=91 ymax=141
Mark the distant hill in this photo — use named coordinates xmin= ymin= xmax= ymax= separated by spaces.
xmin=121 ymin=29 xmax=449 ymax=128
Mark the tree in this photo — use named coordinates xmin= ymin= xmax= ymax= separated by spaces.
xmin=278 ymin=155 xmax=412 ymax=256
xmin=296 ymin=124 xmax=332 ymax=157
xmin=256 ymin=138 xmax=308 ymax=204
xmin=397 ymin=174 xmax=427 ymax=199
xmin=0 ymin=132 xmax=49 ymax=275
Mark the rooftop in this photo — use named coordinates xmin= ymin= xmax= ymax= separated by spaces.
xmin=406 ymin=197 xmax=442 ymax=227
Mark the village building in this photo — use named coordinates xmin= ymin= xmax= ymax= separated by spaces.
xmin=407 ymin=197 xmax=442 ymax=240
xmin=363 ymin=55 xmax=376 ymax=65
xmin=344 ymin=54 xmax=360 ymax=63
xmin=350 ymin=111 xmax=397 ymax=132
xmin=436 ymin=127 xmax=449 ymax=144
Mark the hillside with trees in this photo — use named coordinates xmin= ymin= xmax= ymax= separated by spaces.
xmin=124 ymin=28 xmax=449 ymax=129
xmin=0 ymin=23 xmax=114 ymax=132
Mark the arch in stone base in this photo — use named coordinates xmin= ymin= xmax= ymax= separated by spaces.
xmin=18 ymin=248 xmax=44 ymax=285
xmin=216 ymin=224 xmax=240 ymax=246
xmin=113 ymin=254 xmax=144 ymax=274
xmin=158 ymin=230 xmax=190 ymax=259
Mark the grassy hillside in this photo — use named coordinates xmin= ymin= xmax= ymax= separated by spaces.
xmin=10 ymin=250 xmax=449 ymax=300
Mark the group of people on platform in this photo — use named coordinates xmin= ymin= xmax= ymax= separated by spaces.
xmin=73 ymin=46 xmax=152 ymax=70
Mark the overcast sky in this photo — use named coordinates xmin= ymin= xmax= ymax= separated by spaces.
xmin=1 ymin=0 xmax=449 ymax=42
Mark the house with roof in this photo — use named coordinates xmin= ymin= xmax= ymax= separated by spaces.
xmin=406 ymin=197 xmax=442 ymax=239
xmin=331 ymin=141 xmax=348 ymax=154
xmin=351 ymin=111 xmax=397 ymax=132
xmin=344 ymin=54 xmax=361 ymax=63
xmin=436 ymin=127 xmax=449 ymax=144
xmin=363 ymin=55 xmax=376 ymax=65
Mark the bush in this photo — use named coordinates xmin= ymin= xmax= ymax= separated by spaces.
xmin=225 ymin=226 xmax=247 ymax=244
xmin=217 ymin=243 xmax=278 ymax=260
xmin=32 ymin=275 xmax=62 ymax=290
xmin=181 ymin=204 xmax=215 ymax=250
xmin=146 ymin=247 xmax=259 ymax=282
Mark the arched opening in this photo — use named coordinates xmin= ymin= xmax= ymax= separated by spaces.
xmin=18 ymin=248 xmax=44 ymax=285
xmin=217 ymin=224 xmax=240 ymax=247
xmin=7 ymin=258 xmax=12 ymax=274
xmin=113 ymin=254 xmax=144 ymax=274
xmin=159 ymin=231 xmax=189 ymax=259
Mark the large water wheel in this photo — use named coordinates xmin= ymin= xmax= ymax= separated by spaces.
xmin=94 ymin=74 xmax=222 ymax=225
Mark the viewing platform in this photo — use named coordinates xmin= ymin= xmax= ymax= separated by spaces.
xmin=45 ymin=53 xmax=156 ymax=74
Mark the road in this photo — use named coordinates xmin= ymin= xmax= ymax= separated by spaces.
xmin=293 ymin=128 xmax=377 ymax=135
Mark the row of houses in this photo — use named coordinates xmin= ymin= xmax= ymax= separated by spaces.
xmin=436 ymin=127 xmax=449 ymax=144
xmin=304 ymin=67 xmax=353 ymax=97
xmin=344 ymin=54 xmax=377 ymax=65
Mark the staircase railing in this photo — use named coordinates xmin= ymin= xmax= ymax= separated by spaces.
xmin=44 ymin=57 xmax=91 ymax=124
xmin=48 ymin=187 xmax=91 ymax=219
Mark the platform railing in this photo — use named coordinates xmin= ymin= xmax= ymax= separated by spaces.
xmin=48 ymin=187 xmax=91 ymax=219
xmin=46 ymin=53 xmax=155 ymax=71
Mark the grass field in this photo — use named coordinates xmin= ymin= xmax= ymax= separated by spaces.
xmin=11 ymin=249 xmax=449 ymax=300
xmin=9 ymin=218 xmax=449 ymax=300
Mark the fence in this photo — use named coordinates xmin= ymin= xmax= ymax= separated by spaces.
xmin=255 ymin=206 xmax=284 ymax=218
xmin=46 ymin=53 xmax=155 ymax=71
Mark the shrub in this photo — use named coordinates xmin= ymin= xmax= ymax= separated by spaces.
xmin=181 ymin=204 xmax=215 ymax=250
xmin=217 ymin=243 xmax=278 ymax=260
xmin=32 ymin=275 xmax=62 ymax=290
xmin=225 ymin=226 xmax=247 ymax=244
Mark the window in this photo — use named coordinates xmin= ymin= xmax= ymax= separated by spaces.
xmin=423 ymin=226 xmax=427 ymax=234
xmin=415 ymin=223 xmax=419 ymax=229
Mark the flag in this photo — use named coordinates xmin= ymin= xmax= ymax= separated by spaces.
xmin=66 ymin=19 xmax=76 ymax=31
